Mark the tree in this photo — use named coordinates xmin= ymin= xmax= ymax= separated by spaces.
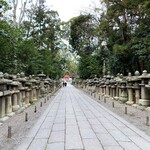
xmin=70 ymin=14 xmax=98 ymax=56
xmin=95 ymin=0 xmax=150 ymax=75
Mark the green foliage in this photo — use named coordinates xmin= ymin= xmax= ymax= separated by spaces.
xmin=0 ymin=0 xmax=150 ymax=79
xmin=78 ymin=55 xmax=103 ymax=79
xmin=98 ymin=0 xmax=150 ymax=75
xmin=0 ymin=2 xmax=70 ymax=79
xmin=69 ymin=14 xmax=97 ymax=56
xmin=0 ymin=0 xmax=10 ymax=18
xmin=0 ymin=20 xmax=19 ymax=73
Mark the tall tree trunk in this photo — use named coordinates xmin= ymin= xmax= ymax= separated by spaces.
xmin=18 ymin=0 xmax=27 ymax=26
xmin=13 ymin=0 xmax=18 ymax=27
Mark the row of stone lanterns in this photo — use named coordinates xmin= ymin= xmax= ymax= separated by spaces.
xmin=0 ymin=72 xmax=60 ymax=122
xmin=74 ymin=70 xmax=150 ymax=109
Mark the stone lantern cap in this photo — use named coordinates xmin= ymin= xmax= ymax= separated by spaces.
xmin=127 ymin=71 xmax=141 ymax=82
xmin=38 ymin=73 xmax=46 ymax=78
xmin=29 ymin=77 xmax=38 ymax=84
xmin=20 ymin=72 xmax=25 ymax=78
xmin=114 ymin=73 xmax=122 ymax=82
xmin=0 ymin=72 xmax=12 ymax=94
xmin=0 ymin=91 xmax=3 ymax=96
xmin=45 ymin=76 xmax=52 ymax=83
xmin=0 ymin=72 xmax=3 ymax=78
xmin=109 ymin=76 xmax=116 ymax=84
xmin=44 ymin=80 xmax=49 ymax=84
xmin=10 ymin=81 xmax=20 ymax=86
xmin=138 ymin=70 xmax=150 ymax=79
xmin=106 ymin=71 xmax=111 ymax=80
xmin=25 ymin=81 xmax=32 ymax=85
xmin=0 ymin=78 xmax=12 ymax=84
xmin=18 ymin=77 xmax=27 ymax=83
xmin=120 ymin=78 xmax=127 ymax=84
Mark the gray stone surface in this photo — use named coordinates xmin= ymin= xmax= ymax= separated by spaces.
xmin=17 ymin=84 xmax=150 ymax=150
xmin=47 ymin=142 xmax=64 ymax=150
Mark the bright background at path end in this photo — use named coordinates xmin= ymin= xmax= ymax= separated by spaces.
xmin=46 ymin=0 xmax=100 ymax=21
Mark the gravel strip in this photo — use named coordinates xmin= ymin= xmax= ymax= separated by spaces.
xmin=0 ymin=90 xmax=59 ymax=150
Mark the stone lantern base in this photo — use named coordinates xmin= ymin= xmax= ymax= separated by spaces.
xmin=7 ymin=112 xmax=15 ymax=117
xmin=139 ymin=99 xmax=150 ymax=106
xmin=119 ymin=96 xmax=128 ymax=103
xmin=12 ymin=105 xmax=20 ymax=112
xmin=31 ymin=98 xmax=37 ymax=102
xmin=126 ymin=101 xmax=134 ymax=105
xmin=0 ymin=116 xmax=9 ymax=122
xmin=114 ymin=96 xmax=119 ymax=101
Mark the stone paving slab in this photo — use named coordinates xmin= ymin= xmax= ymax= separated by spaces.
xmin=17 ymin=84 xmax=150 ymax=150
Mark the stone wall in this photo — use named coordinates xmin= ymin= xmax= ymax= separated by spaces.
xmin=0 ymin=72 xmax=60 ymax=122
xmin=74 ymin=70 xmax=150 ymax=109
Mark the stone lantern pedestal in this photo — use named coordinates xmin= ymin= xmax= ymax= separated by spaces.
xmin=25 ymin=88 xmax=31 ymax=107
xmin=104 ymin=80 xmax=110 ymax=99
xmin=119 ymin=81 xmax=128 ymax=103
xmin=126 ymin=83 xmax=134 ymax=105
xmin=12 ymin=90 xmax=20 ymax=111
xmin=30 ymin=77 xmax=38 ymax=102
xmin=4 ymin=90 xmax=15 ymax=117
xmin=138 ymin=71 xmax=150 ymax=106
xmin=38 ymin=73 xmax=46 ymax=98
xmin=0 ymin=92 xmax=9 ymax=122
xmin=114 ymin=83 xmax=120 ymax=101
xmin=10 ymin=81 xmax=20 ymax=112
xmin=0 ymin=72 xmax=12 ymax=122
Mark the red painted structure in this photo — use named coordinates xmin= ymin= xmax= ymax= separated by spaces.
xmin=64 ymin=72 xmax=70 ymax=81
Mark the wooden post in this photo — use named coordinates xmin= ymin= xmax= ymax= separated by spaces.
xmin=25 ymin=113 xmax=28 ymax=122
xmin=40 ymin=102 xmax=42 ymax=107
xmin=125 ymin=107 xmax=127 ymax=114
xmin=34 ymin=106 xmax=37 ymax=113
xmin=99 ymin=95 xmax=100 ymax=100
xmin=112 ymin=102 xmax=114 ymax=108
xmin=104 ymin=97 xmax=106 ymax=103
xmin=8 ymin=126 xmax=11 ymax=138
xmin=146 ymin=116 xmax=149 ymax=126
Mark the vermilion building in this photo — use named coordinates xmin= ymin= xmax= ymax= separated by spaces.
xmin=63 ymin=72 xmax=70 ymax=81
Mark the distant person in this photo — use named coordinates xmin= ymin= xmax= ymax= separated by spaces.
xmin=64 ymin=81 xmax=67 ymax=87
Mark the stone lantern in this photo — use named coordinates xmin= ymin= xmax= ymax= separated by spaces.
xmin=93 ymin=75 xmax=99 ymax=95
xmin=126 ymin=72 xmax=134 ymax=105
xmin=24 ymin=79 xmax=32 ymax=106
xmin=10 ymin=80 xmax=21 ymax=112
xmin=0 ymin=72 xmax=13 ymax=121
xmin=45 ymin=76 xmax=52 ymax=93
xmin=38 ymin=73 xmax=46 ymax=98
xmin=119 ymin=75 xmax=128 ymax=103
xmin=17 ymin=72 xmax=28 ymax=109
xmin=29 ymin=75 xmax=38 ymax=103
xmin=139 ymin=70 xmax=150 ymax=106
xmin=100 ymin=79 xmax=106 ymax=100
xmin=126 ymin=71 xmax=141 ymax=106
xmin=113 ymin=73 xmax=122 ymax=101
xmin=109 ymin=76 xmax=116 ymax=99
xmin=44 ymin=80 xmax=49 ymax=95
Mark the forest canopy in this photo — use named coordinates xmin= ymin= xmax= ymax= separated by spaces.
xmin=0 ymin=0 xmax=150 ymax=79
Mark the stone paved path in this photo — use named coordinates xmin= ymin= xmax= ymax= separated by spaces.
xmin=17 ymin=84 xmax=150 ymax=150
